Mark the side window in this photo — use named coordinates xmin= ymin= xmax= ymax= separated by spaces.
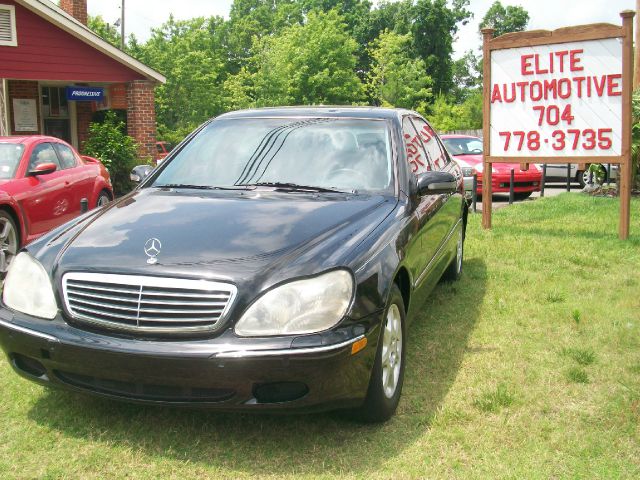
xmin=401 ymin=116 xmax=433 ymax=175
xmin=410 ymin=117 xmax=449 ymax=170
xmin=53 ymin=143 xmax=78 ymax=169
xmin=28 ymin=143 xmax=61 ymax=171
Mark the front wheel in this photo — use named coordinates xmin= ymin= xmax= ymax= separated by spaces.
xmin=95 ymin=191 xmax=111 ymax=208
xmin=355 ymin=284 xmax=406 ymax=423
xmin=0 ymin=211 xmax=19 ymax=276
xmin=513 ymin=191 xmax=532 ymax=200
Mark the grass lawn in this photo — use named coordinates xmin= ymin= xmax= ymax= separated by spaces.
xmin=1 ymin=193 xmax=639 ymax=479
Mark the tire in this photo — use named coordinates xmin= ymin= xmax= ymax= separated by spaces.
xmin=355 ymin=283 xmax=406 ymax=423
xmin=0 ymin=211 xmax=19 ymax=276
xmin=580 ymin=165 xmax=606 ymax=187
xmin=513 ymin=192 xmax=532 ymax=200
xmin=576 ymin=170 xmax=586 ymax=188
xmin=95 ymin=191 xmax=111 ymax=209
xmin=442 ymin=226 xmax=464 ymax=282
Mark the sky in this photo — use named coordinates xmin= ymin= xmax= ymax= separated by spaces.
xmin=87 ymin=0 xmax=636 ymax=58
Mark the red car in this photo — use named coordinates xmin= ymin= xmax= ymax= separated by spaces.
xmin=0 ymin=136 xmax=112 ymax=272
xmin=441 ymin=134 xmax=542 ymax=199
xmin=155 ymin=141 xmax=173 ymax=164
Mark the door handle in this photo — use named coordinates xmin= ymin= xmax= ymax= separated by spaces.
xmin=64 ymin=181 xmax=71 ymax=188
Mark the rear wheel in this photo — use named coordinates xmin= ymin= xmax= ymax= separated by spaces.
xmin=0 ymin=211 xmax=19 ymax=275
xmin=442 ymin=226 xmax=464 ymax=282
xmin=355 ymin=284 xmax=406 ymax=423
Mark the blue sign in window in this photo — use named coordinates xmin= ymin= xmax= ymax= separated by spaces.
xmin=65 ymin=86 xmax=104 ymax=102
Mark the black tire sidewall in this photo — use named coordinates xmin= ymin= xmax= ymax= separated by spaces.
xmin=358 ymin=284 xmax=406 ymax=422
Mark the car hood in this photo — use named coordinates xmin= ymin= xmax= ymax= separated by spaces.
xmin=40 ymin=188 xmax=397 ymax=287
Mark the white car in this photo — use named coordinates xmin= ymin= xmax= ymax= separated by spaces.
xmin=542 ymin=163 xmax=618 ymax=187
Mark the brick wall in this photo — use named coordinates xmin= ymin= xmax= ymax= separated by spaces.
xmin=7 ymin=80 xmax=40 ymax=135
xmin=76 ymin=101 xmax=93 ymax=152
xmin=59 ymin=0 xmax=88 ymax=25
xmin=126 ymin=80 xmax=157 ymax=161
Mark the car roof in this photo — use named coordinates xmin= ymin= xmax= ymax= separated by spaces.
xmin=0 ymin=135 xmax=67 ymax=145
xmin=217 ymin=106 xmax=415 ymax=121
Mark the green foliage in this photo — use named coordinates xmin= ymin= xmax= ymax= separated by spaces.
xmin=83 ymin=112 xmax=139 ymax=195
xmin=366 ymin=30 xmax=431 ymax=111
xmin=87 ymin=15 xmax=121 ymax=48
xmin=412 ymin=0 xmax=471 ymax=95
xmin=428 ymin=93 xmax=482 ymax=132
xmin=631 ymin=89 xmax=640 ymax=187
xmin=480 ymin=1 xmax=530 ymax=38
xmin=248 ymin=10 xmax=365 ymax=106
xmin=134 ymin=16 xmax=228 ymax=132
xmin=452 ymin=50 xmax=482 ymax=101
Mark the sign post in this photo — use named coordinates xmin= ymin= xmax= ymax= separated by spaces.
xmin=482 ymin=11 xmax=634 ymax=240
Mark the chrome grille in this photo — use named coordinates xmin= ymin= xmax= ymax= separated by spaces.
xmin=62 ymin=273 xmax=237 ymax=334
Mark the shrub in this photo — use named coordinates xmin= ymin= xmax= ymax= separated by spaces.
xmin=83 ymin=111 xmax=139 ymax=195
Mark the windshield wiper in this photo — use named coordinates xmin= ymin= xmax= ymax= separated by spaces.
xmin=238 ymin=182 xmax=348 ymax=193
xmin=154 ymin=184 xmax=250 ymax=190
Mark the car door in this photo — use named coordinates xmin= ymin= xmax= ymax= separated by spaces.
xmin=412 ymin=117 xmax=463 ymax=244
xmin=407 ymin=115 xmax=461 ymax=289
xmin=18 ymin=142 xmax=76 ymax=236
xmin=53 ymin=142 xmax=95 ymax=209
xmin=401 ymin=115 xmax=440 ymax=288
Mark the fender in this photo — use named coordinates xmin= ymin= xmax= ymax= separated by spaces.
xmin=82 ymin=156 xmax=113 ymax=206
xmin=0 ymin=191 xmax=29 ymax=247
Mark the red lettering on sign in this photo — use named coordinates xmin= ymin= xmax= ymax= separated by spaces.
xmin=521 ymin=54 xmax=534 ymax=75
xmin=607 ymin=74 xmax=622 ymax=96
xmin=569 ymin=49 xmax=584 ymax=71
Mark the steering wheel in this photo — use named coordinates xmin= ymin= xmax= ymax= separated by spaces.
xmin=469 ymin=148 xmax=483 ymax=154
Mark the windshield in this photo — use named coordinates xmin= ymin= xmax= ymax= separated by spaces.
xmin=151 ymin=118 xmax=393 ymax=193
xmin=0 ymin=143 xmax=24 ymax=179
xmin=442 ymin=137 xmax=483 ymax=156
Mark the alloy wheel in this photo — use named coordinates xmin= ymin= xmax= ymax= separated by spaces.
xmin=0 ymin=217 xmax=18 ymax=273
xmin=381 ymin=303 xmax=403 ymax=399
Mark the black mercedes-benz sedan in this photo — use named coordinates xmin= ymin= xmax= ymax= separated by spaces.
xmin=0 ymin=107 xmax=467 ymax=422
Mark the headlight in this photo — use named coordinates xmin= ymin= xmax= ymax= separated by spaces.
xmin=235 ymin=270 xmax=353 ymax=336
xmin=460 ymin=167 xmax=474 ymax=177
xmin=3 ymin=252 xmax=57 ymax=319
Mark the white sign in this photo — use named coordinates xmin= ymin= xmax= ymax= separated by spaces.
xmin=490 ymin=38 xmax=622 ymax=157
xmin=12 ymin=98 xmax=38 ymax=132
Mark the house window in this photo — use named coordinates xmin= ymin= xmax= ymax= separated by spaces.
xmin=0 ymin=4 xmax=17 ymax=47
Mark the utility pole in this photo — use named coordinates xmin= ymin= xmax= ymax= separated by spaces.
xmin=120 ymin=0 xmax=125 ymax=50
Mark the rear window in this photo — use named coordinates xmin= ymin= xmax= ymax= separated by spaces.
xmin=0 ymin=143 xmax=24 ymax=179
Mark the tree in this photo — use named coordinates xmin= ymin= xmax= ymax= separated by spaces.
xmin=427 ymin=93 xmax=482 ymax=132
xmin=87 ymin=15 xmax=121 ymax=48
xmin=366 ymin=30 xmax=431 ymax=112
xmin=412 ymin=0 xmax=472 ymax=96
xmin=479 ymin=1 xmax=529 ymax=38
xmin=246 ymin=10 xmax=365 ymax=106
xmin=452 ymin=50 xmax=482 ymax=101
xmin=134 ymin=16 xmax=228 ymax=132
xmin=225 ymin=0 xmax=303 ymax=72
xmin=83 ymin=111 xmax=139 ymax=194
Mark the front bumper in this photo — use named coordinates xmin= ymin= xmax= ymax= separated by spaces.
xmin=476 ymin=171 xmax=542 ymax=194
xmin=0 ymin=308 xmax=380 ymax=412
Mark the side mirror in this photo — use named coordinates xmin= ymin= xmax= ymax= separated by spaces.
xmin=130 ymin=165 xmax=153 ymax=184
xmin=28 ymin=162 xmax=58 ymax=176
xmin=417 ymin=171 xmax=458 ymax=195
